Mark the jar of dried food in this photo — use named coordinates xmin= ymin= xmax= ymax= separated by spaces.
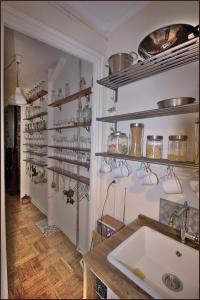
xmin=129 ymin=123 xmax=144 ymax=157
xmin=107 ymin=131 xmax=128 ymax=154
xmin=168 ymin=135 xmax=188 ymax=162
xmin=194 ymin=118 xmax=199 ymax=164
xmin=146 ymin=135 xmax=163 ymax=159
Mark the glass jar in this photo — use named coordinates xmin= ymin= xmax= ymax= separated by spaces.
xmin=146 ymin=135 xmax=163 ymax=159
xmin=168 ymin=135 xmax=188 ymax=162
xmin=129 ymin=123 xmax=144 ymax=157
xmin=83 ymin=99 xmax=92 ymax=123
xmin=194 ymin=118 xmax=199 ymax=164
xmin=107 ymin=131 xmax=128 ymax=154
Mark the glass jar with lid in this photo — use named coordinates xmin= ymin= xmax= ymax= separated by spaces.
xmin=146 ymin=135 xmax=163 ymax=159
xmin=129 ymin=123 xmax=144 ymax=157
xmin=168 ymin=135 xmax=188 ymax=162
xmin=107 ymin=131 xmax=128 ymax=154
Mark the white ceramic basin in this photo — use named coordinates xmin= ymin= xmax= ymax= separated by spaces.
xmin=107 ymin=226 xmax=199 ymax=299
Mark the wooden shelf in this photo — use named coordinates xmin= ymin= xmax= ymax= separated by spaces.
xmin=48 ymin=122 xmax=91 ymax=131
xmin=48 ymin=145 xmax=90 ymax=152
xmin=48 ymin=87 xmax=92 ymax=107
xmin=23 ymin=151 xmax=47 ymax=157
xmin=48 ymin=156 xmax=89 ymax=168
xmin=23 ymin=111 xmax=47 ymax=121
xmin=97 ymin=37 xmax=199 ymax=90
xmin=95 ymin=152 xmax=199 ymax=169
xmin=27 ymin=90 xmax=48 ymax=104
xmin=23 ymin=159 xmax=47 ymax=167
xmin=48 ymin=167 xmax=90 ymax=185
xmin=24 ymin=128 xmax=47 ymax=133
xmin=23 ymin=144 xmax=47 ymax=147
xmin=97 ymin=102 xmax=199 ymax=123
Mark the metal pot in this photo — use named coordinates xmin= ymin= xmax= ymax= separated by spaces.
xmin=157 ymin=97 xmax=196 ymax=109
xmin=106 ymin=52 xmax=138 ymax=75
xmin=138 ymin=24 xmax=199 ymax=59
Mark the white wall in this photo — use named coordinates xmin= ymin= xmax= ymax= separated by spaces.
xmin=97 ymin=1 xmax=199 ymax=225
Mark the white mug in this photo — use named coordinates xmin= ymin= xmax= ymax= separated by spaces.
xmin=161 ymin=168 xmax=182 ymax=194
xmin=99 ymin=158 xmax=112 ymax=174
xmin=136 ymin=163 xmax=146 ymax=179
xmin=112 ymin=160 xmax=130 ymax=178
xmin=140 ymin=171 xmax=158 ymax=185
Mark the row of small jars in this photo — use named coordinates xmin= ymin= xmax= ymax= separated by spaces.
xmin=107 ymin=123 xmax=191 ymax=162
xmin=25 ymin=120 xmax=46 ymax=132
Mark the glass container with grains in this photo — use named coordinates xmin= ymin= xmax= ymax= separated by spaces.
xmin=107 ymin=131 xmax=128 ymax=154
xmin=146 ymin=135 xmax=163 ymax=159
xmin=129 ymin=123 xmax=144 ymax=157
xmin=168 ymin=135 xmax=188 ymax=162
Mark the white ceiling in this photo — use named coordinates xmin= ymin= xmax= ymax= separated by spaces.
xmin=55 ymin=1 xmax=151 ymax=35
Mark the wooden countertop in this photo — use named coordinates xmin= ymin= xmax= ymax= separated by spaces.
xmin=83 ymin=214 xmax=199 ymax=299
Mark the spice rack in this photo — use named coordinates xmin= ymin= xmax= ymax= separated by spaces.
xmin=96 ymin=38 xmax=199 ymax=169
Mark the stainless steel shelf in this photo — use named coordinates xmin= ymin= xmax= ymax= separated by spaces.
xmin=48 ymin=167 xmax=89 ymax=185
xmin=97 ymin=103 xmax=199 ymax=123
xmin=48 ymin=156 xmax=90 ymax=168
xmin=97 ymin=38 xmax=199 ymax=90
xmin=95 ymin=152 xmax=199 ymax=169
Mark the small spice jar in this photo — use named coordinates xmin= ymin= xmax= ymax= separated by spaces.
xmin=129 ymin=123 xmax=144 ymax=157
xmin=168 ymin=135 xmax=188 ymax=162
xmin=107 ymin=131 xmax=128 ymax=154
xmin=146 ymin=135 xmax=163 ymax=159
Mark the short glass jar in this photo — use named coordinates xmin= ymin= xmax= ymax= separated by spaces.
xmin=129 ymin=123 xmax=144 ymax=157
xmin=146 ymin=135 xmax=163 ymax=159
xmin=168 ymin=135 xmax=188 ymax=162
xmin=107 ymin=131 xmax=128 ymax=154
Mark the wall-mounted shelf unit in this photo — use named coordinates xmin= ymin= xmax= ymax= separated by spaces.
xmin=23 ymin=159 xmax=47 ymax=167
xmin=23 ymin=143 xmax=47 ymax=147
xmin=97 ymin=37 xmax=199 ymax=90
xmin=48 ymin=156 xmax=89 ymax=168
xmin=23 ymin=111 xmax=47 ymax=121
xmin=48 ymin=167 xmax=90 ymax=185
xmin=48 ymin=87 xmax=92 ymax=107
xmin=48 ymin=145 xmax=90 ymax=152
xmin=95 ymin=152 xmax=198 ymax=169
xmin=23 ymin=151 xmax=47 ymax=157
xmin=24 ymin=128 xmax=47 ymax=134
xmin=48 ymin=122 xmax=91 ymax=131
xmin=26 ymin=90 xmax=48 ymax=104
xmin=97 ymin=102 xmax=199 ymax=123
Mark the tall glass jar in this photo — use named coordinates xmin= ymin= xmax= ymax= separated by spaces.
xmin=194 ymin=118 xmax=199 ymax=164
xmin=129 ymin=123 xmax=144 ymax=157
xmin=107 ymin=131 xmax=128 ymax=154
xmin=168 ymin=135 xmax=187 ymax=162
xmin=146 ymin=135 xmax=163 ymax=159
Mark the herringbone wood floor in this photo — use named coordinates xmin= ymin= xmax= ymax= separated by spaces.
xmin=6 ymin=195 xmax=83 ymax=299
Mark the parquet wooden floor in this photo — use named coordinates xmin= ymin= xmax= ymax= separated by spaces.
xmin=6 ymin=195 xmax=83 ymax=299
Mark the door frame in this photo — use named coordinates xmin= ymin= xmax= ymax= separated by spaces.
xmin=2 ymin=3 xmax=104 ymax=251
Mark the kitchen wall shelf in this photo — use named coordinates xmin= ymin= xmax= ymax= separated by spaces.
xmin=23 ymin=151 xmax=47 ymax=157
xmin=97 ymin=37 xmax=199 ymax=90
xmin=48 ymin=156 xmax=89 ymax=168
xmin=95 ymin=152 xmax=199 ymax=169
xmin=23 ymin=143 xmax=47 ymax=147
xmin=24 ymin=128 xmax=47 ymax=134
xmin=48 ymin=87 xmax=92 ymax=107
xmin=23 ymin=159 xmax=47 ymax=167
xmin=48 ymin=145 xmax=90 ymax=152
xmin=48 ymin=167 xmax=90 ymax=185
xmin=97 ymin=102 xmax=199 ymax=123
xmin=23 ymin=111 xmax=47 ymax=121
xmin=48 ymin=122 xmax=91 ymax=131
xmin=27 ymin=90 xmax=48 ymax=104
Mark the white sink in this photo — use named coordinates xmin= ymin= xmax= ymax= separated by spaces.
xmin=107 ymin=226 xmax=199 ymax=299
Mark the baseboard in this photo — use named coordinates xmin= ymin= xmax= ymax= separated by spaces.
xmin=31 ymin=199 xmax=48 ymax=216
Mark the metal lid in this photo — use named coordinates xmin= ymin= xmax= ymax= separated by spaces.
xmin=147 ymin=135 xmax=163 ymax=141
xmin=169 ymin=135 xmax=188 ymax=141
xmin=130 ymin=123 xmax=144 ymax=128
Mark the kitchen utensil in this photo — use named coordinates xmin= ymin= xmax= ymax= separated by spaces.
xmin=138 ymin=24 xmax=199 ymax=59
xmin=106 ymin=52 xmax=138 ymax=74
xmin=51 ymin=171 xmax=56 ymax=188
xmin=157 ymin=97 xmax=196 ymax=108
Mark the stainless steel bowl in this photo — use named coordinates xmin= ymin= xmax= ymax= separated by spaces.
xmin=157 ymin=97 xmax=196 ymax=109
xmin=138 ymin=24 xmax=199 ymax=59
